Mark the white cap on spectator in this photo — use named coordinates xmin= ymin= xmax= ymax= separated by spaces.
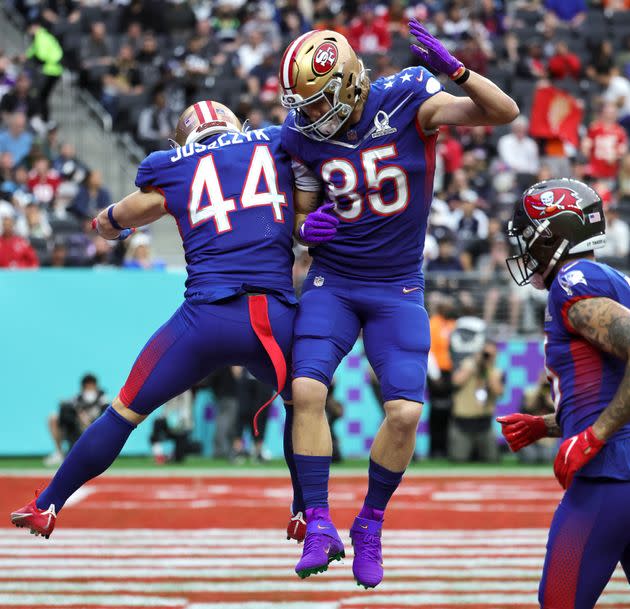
xmin=128 ymin=232 xmax=151 ymax=250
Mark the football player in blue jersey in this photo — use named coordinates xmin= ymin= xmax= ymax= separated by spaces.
xmin=498 ymin=178 xmax=630 ymax=609
xmin=10 ymin=100 xmax=303 ymax=538
xmin=278 ymin=24 xmax=519 ymax=586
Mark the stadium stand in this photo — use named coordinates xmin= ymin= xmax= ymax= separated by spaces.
xmin=1 ymin=0 xmax=630 ymax=331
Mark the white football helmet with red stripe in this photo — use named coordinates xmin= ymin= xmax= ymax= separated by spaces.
xmin=279 ymin=30 xmax=365 ymax=141
xmin=170 ymin=100 xmax=242 ymax=148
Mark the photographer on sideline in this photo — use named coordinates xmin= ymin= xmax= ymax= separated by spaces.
xmin=44 ymin=374 xmax=109 ymax=466
xmin=448 ymin=340 xmax=504 ymax=462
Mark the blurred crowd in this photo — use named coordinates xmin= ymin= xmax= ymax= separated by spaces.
xmin=2 ymin=0 xmax=630 ymax=334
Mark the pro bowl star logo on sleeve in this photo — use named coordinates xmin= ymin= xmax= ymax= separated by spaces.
xmin=559 ymin=269 xmax=588 ymax=296
xmin=524 ymin=187 xmax=585 ymax=224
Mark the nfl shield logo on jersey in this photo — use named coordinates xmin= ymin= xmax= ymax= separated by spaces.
xmin=314 ymin=276 xmax=325 ymax=287
xmin=372 ymin=110 xmax=397 ymax=138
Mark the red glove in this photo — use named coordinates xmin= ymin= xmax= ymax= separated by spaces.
xmin=553 ymin=426 xmax=605 ymax=490
xmin=496 ymin=413 xmax=547 ymax=452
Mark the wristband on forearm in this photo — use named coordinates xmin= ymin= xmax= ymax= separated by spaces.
xmin=107 ymin=204 xmax=124 ymax=230
xmin=451 ymin=66 xmax=470 ymax=85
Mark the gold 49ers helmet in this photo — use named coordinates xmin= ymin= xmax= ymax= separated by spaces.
xmin=279 ymin=30 xmax=365 ymax=141
xmin=169 ymin=100 xmax=242 ymax=148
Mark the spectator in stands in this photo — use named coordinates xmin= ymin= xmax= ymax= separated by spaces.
xmin=582 ymin=103 xmax=628 ymax=182
xmin=247 ymin=52 xmax=280 ymax=102
xmin=137 ymin=86 xmax=176 ymax=153
xmin=53 ymin=142 xmax=87 ymax=184
xmin=44 ymin=373 xmax=109 ymax=466
xmin=444 ymin=3 xmax=471 ymax=40
xmin=0 ymin=72 xmax=42 ymax=120
xmin=50 ymin=180 xmax=78 ymax=219
xmin=544 ymin=0 xmax=586 ymax=28
xmin=135 ymin=33 xmax=164 ymax=93
xmin=602 ymin=69 xmax=630 ymax=135
xmin=455 ymin=32 xmax=489 ymax=77
xmin=119 ymin=21 xmax=144 ymax=54
xmin=437 ymin=127 xmax=463 ymax=187
xmin=0 ymin=151 xmax=16 ymax=200
xmin=0 ymin=214 xmax=38 ymax=267
xmin=278 ymin=0 xmax=311 ymax=38
xmin=451 ymin=190 xmax=489 ymax=269
xmin=547 ymin=41 xmax=581 ymax=80
xmin=348 ymin=3 xmax=391 ymax=55
xmin=241 ymin=3 xmax=282 ymax=53
xmin=16 ymin=202 xmax=52 ymax=241
xmin=427 ymin=294 xmax=457 ymax=458
xmin=0 ymin=54 xmax=17 ymax=101
xmin=600 ymin=206 xmax=630 ymax=260
xmin=25 ymin=20 xmax=63 ymax=121
xmin=123 ymin=232 xmax=166 ymax=270
xmin=497 ymin=116 xmax=539 ymax=180
xmin=619 ymin=152 xmax=630 ymax=198
xmin=426 ymin=232 xmax=464 ymax=292
xmin=0 ymin=112 xmax=33 ymax=167
xmin=516 ymin=42 xmax=547 ymax=79
xmin=480 ymin=219 xmax=524 ymax=332
xmin=68 ymin=170 xmax=112 ymax=219
xmin=101 ymin=44 xmax=143 ymax=119
xmin=449 ymin=339 xmax=504 ymax=463
xmin=237 ymin=30 xmax=270 ymax=77
xmin=79 ymin=22 xmax=114 ymax=95
xmin=46 ymin=239 xmax=68 ymax=267
xmin=586 ymin=40 xmax=615 ymax=85
xmin=27 ymin=156 xmax=61 ymax=207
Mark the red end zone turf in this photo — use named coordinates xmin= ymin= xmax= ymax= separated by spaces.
xmin=1 ymin=474 xmax=628 ymax=608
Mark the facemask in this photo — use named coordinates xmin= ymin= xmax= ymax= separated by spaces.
xmin=82 ymin=389 xmax=98 ymax=403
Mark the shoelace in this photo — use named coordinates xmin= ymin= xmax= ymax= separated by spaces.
xmin=355 ymin=533 xmax=382 ymax=563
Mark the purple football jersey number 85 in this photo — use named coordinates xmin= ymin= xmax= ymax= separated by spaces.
xmin=322 ymin=144 xmax=409 ymax=221
xmin=188 ymin=144 xmax=288 ymax=233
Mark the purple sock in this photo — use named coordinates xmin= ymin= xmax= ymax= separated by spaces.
xmin=283 ymin=404 xmax=305 ymax=514
xmin=293 ymin=453 xmax=331 ymax=510
xmin=36 ymin=406 xmax=135 ymax=511
xmin=359 ymin=458 xmax=404 ymax=519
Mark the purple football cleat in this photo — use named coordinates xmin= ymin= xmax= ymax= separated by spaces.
xmin=350 ymin=515 xmax=384 ymax=589
xmin=295 ymin=508 xmax=345 ymax=579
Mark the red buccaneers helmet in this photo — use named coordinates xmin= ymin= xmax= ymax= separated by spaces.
xmin=169 ymin=100 xmax=242 ymax=148
xmin=506 ymin=178 xmax=607 ymax=289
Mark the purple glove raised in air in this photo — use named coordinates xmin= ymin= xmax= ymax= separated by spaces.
xmin=409 ymin=19 xmax=464 ymax=79
xmin=299 ymin=202 xmax=339 ymax=245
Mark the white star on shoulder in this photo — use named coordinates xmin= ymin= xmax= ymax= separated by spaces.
xmin=384 ymin=81 xmax=394 ymax=89
xmin=400 ymin=72 xmax=412 ymax=83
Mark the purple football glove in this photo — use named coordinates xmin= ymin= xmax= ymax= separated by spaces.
xmin=409 ymin=19 xmax=463 ymax=78
xmin=299 ymin=202 xmax=339 ymax=245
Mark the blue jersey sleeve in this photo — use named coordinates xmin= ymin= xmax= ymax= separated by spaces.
xmin=549 ymin=260 xmax=616 ymax=333
xmin=376 ymin=66 xmax=443 ymax=114
xmin=135 ymin=151 xmax=169 ymax=190
xmin=280 ymin=115 xmax=302 ymax=160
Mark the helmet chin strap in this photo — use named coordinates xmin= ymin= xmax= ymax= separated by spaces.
xmin=541 ymin=238 xmax=569 ymax=283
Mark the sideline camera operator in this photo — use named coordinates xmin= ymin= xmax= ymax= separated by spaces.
xmin=448 ymin=340 xmax=504 ymax=462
